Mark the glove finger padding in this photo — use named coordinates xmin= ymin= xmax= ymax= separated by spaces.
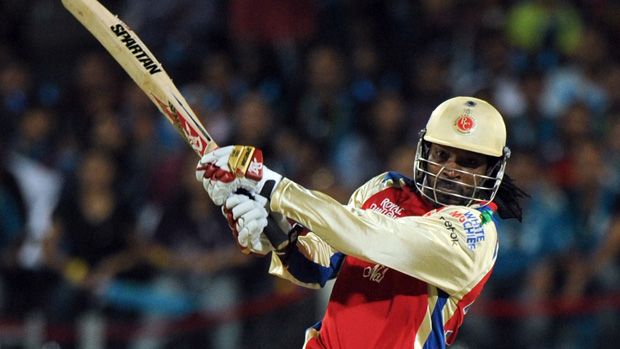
xmin=212 ymin=167 xmax=235 ymax=182
xmin=229 ymin=198 xmax=260 ymax=220
xmin=238 ymin=208 xmax=268 ymax=228
xmin=221 ymin=206 xmax=251 ymax=255
xmin=224 ymin=193 xmax=250 ymax=207
xmin=251 ymin=223 xmax=273 ymax=251
xmin=214 ymin=152 xmax=230 ymax=169
xmin=207 ymin=180 xmax=239 ymax=206
xmin=237 ymin=225 xmax=250 ymax=247
xmin=239 ymin=217 xmax=271 ymax=255
xmin=195 ymin=148 xmax=231 ymax=181
xmin=203 ymin=147 xmax=233 ymax=167
xmin=223 ymin=194 xmax=251 ymax=247
xmin=222 ymin=194 xmax=272 ymax=255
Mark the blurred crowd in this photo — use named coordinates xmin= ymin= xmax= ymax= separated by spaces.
xmin=1 ymin=0 xmax=620 ymax=348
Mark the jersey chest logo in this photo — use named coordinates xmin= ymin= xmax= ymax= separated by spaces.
xmin=367 ymin=197 xmax=406 ymax=218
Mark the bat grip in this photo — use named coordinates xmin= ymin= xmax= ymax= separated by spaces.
xmin=235 ymin=189 xmax=289 ymax=250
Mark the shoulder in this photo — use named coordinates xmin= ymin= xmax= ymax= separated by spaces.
xmin=347 ymin=172 xmax=414 ymax=207
xmin=361 ymin=171 xmax=414 ymax=192
xmin=382 ymin=171 xmax=415 ymax=188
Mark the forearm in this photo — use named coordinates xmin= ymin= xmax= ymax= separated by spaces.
xmin=269 ymin=232 xmax=342 ymax=288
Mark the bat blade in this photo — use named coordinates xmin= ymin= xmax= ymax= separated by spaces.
xmin=62 ymin=0 xmax=217 ymax=156
xmin=62 ymin=0 xmax=290 ymax=249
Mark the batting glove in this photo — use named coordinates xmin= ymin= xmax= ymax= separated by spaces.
xmin=195 ymin=145 xmax=282 ymax=205
xmin=223 ymin=194 xmax=273 ymax=255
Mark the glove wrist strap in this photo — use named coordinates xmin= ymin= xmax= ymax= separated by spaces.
xmin=275 ymin=223 xmax=304 ymax=264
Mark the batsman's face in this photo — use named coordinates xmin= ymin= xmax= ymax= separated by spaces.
xmin=425 ymin=144 xmax=489 ymax=205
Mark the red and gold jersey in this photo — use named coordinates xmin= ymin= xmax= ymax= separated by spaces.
xmin=268 ymin=172 xmax=499 ymax=349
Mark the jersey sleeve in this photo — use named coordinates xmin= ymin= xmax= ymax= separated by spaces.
xmin=269 ymin=177 xmax=499 ymax=298
xmin=345 ymin=172 xmax=390 ymax=208
xmin=268 ymin=232 xmax=344 ymax=289
xmin=266 ymin=174 xmax=387 ymax=288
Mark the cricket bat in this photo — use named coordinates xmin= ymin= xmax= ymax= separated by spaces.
xmin=62 ymin=0 xmax=289 ymax=250
xmin=61 ymin=0 xmax=217 ymax=156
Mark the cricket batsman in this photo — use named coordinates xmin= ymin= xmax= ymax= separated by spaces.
xmin=195 ymin=96 xmax=526 ymax=348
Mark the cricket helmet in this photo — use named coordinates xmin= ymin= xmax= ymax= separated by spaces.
xmin=413 ymin=96 xmax=510 ymax=206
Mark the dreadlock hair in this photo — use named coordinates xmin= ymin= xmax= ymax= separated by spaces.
xmin=493 ymin=173 xmax=529 ymax=222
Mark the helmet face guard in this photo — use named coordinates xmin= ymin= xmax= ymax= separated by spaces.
xmin=413 ymin=137 xmax=510 ymax=207
xmin=413 ymin=96 xmax=509 ymax=207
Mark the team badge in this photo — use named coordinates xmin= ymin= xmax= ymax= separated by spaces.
xmin=454 ymin=114 xmax=476 ymax=134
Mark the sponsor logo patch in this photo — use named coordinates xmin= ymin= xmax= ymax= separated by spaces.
xmin=449 ymin=210 xmax=485 ymax=250
xmin=363 ymin=264 xmax=388 ymax=283
xmin=369 ymin=198 xmax=405 ymax=218
xmin=439 ymin=216 xmax=459 ymax=246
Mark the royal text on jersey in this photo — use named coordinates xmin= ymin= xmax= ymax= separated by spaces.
xmin=369 ymin=198 xmax=404 ymax=218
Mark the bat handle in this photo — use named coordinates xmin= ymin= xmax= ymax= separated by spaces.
xmin=265 ymin=217 xmax=290 ymax=251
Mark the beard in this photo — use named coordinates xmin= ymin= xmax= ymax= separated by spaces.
xmin=426 ymin=176 xmax=474 ymax=206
